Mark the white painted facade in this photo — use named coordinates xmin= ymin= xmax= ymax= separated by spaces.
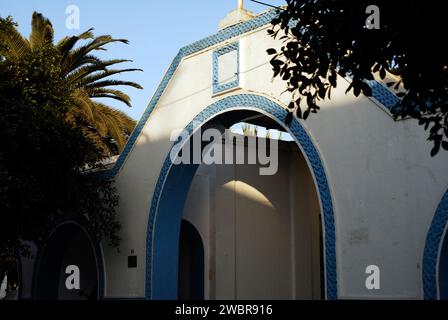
xmin=25 ymin=9 xmax=447 ymax=300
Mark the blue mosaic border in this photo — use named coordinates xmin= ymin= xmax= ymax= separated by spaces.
xmin=213 ymin=42 xmax=240 ymax=94
xmin=423 ymin=189 xmax=448 ymax=300
xmin=367 ymin=80 xmax=401 ymax=110
xmin=102 ymin=9 xmax=401 ymax=179
xmin=146 ymin=94 xmax=338 ymax=300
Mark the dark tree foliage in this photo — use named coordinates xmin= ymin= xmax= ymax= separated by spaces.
xmin=267 ymin=0 xmax=448 ymax=156
xmin=0 ymin=37 xmax=120 ymax=278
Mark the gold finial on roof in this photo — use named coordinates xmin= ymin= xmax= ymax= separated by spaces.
xmin=238 ymin=0 xmax=244 ymax=10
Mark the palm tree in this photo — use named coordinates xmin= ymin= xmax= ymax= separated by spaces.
xmin=0 ymin=12 xmax=142 ymax=155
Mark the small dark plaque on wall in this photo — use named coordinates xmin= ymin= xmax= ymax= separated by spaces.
xmin=128 ymin=255 xmax=137 ymax=268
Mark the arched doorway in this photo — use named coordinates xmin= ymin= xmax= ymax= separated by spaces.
xmin=34 ymin=222 xmax=103 ymax=300
xmin=146 ymin=94 xmax=337 ymax=300
xmin=181 ymin=134 xmax=324 ymax=299
xmin=178 ymin=220 xmax=204 ymax=300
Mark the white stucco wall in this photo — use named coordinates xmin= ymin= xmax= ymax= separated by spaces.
xmin=182 ymin=139 xmax=322 ymax=300
xmin=102 ymin=19 xmax=448 ymax=299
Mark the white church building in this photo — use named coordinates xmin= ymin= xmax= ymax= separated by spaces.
xmin=18 ymin=4 xmax=448 ymax=300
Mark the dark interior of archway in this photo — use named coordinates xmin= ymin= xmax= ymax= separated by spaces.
xmin=178 ymin=220 xmax=204 ymax=300
xmin=34 ymin=224 xmax=98 ymax=300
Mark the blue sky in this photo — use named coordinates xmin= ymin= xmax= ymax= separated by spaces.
xmin=0 ymin=0 xmax=285 ymax=120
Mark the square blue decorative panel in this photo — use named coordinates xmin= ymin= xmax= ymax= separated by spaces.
xmin=212 ymin=42 xmax=239 ymax=94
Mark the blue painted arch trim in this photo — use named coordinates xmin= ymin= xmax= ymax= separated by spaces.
xmin=146 ymin=94 xmax=337 ymax=300
xmin=423 ymin=189 xmax=448 ymax=299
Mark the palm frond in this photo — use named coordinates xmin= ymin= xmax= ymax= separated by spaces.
xmin=93 ymin=102 xmax=136 ymax=151
xmin=66 ymin=65 xmax=107 ymax=87
xmin=100 ymin=112 xmax=126 ymax=150
xmin=61 ymin=54 xmax=105 ymax=75
xmin=65 ymin=60 xmax=134 ymax=85
xmin=0 ymin=23 xmax=30 ymax=58
xmin=30 ymin=12 xmax=54 ymax=50
xmin=86 ymin=80 xmax=143 ymax=90
xmin=79 ymin=68 xmax=143 ymax=86
xmin=95 ymin=103 xmax=136 ymax=132
xmin=88 ymin=88 xmax=132 ymax=107
xmin=69 ymin=89 xmax=96 ymax=123
xmin=57 ymin=28 xmax=94 ymax=61
xmin=65 ymin=36 xmax=128 ymax=65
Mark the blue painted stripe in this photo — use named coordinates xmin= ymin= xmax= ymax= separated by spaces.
xmin=151 ymin=164 xmax=199 ymax=299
